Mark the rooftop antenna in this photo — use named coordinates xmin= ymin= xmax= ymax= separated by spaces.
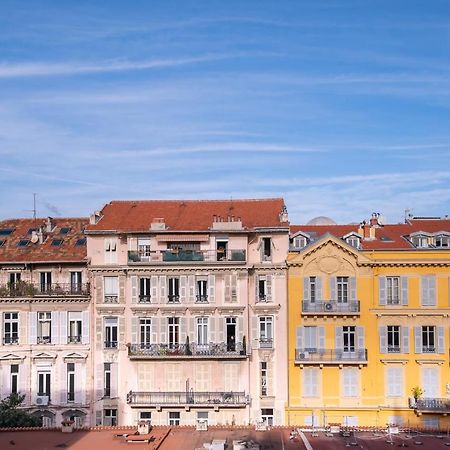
xmin=24 ymin=193 xmax=38 ymax=226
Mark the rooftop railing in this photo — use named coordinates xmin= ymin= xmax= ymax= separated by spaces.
xmin=295 ymin=348 xmax=368 ymax=364
xmin=0 ymin=282 xmax=90 ymax=298
xmin=302 ymin=300 xmax=360 ymax=314
xmin=128 ymin=249 xmax=246 ymax=264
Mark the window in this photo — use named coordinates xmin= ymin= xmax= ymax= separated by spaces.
xmin=387 ymin=326 xmax=401 ymax=353
xmin=337 ymin=277 xmax=349 ymax=303
xmin=386 ymin=277 xmax=400 ymax=304
xmin=10 ymin=365 xmax=19 ymax=394
xmin=422 ymin=326 xmax=436 ymax=353
xmin=0 ymin=240 xmax=5 ymax=247
xmin=60 ymin=227 xmax=70 ymax=235
xmin=261 ymin=409 xmax=274 ymax=426
xmin=168 ymin=277 xmax=180 ymax=303
xmin=257 ymin=276 xmax=267 ymax=302
xmin=216 ymin=240 xmax=228 ymax=261
xmin=40 ymin=272 xmax=52 ymax=293
xmin=168 ymin=317 xmax=179 ymax=348
xmin=197 ymin=317 xmax=208 ymax=347
xmin=168 ymin=411 xmax=180 ymax=426
xmin=139 ymin=411 xmax=152 ymax=423
xmin=386 ymin=367 xmax=403 ymax=397
xmin=67 ymin=363 xmax=75 ymax=402
xmin=17 ymin=239 xmax=30 ymax=247
xmin=3 ymin=312 xmax=19 ymax=344
xmin=103 ymin=409 xmax=117 ymax=426
xmin=197 ymin=411 xmax=208 ymax=425
xmin=303 ymin=368 xmax=319 ymax=397
xmin=0 ymin=228 xmax=14 ymax=236
xmin=140 ymin=318 xmax=152 ymax=347
xmin=68 ymin=312 xmax=82 ymax=343
xmin=70 ymin=272 xmax=82 ymax=294
xmin=259 ymin=316 xmax=273 ymax=348
xmin=37 ymin=369 xmax=51 ymax=399
xmin=309 ymin=277 xmax=316 ymax=303
xmin=51 ymin=239 xmax=63 ymax=246
xmin=342 ymin=368 xmax=358 ymax=397
xmin=138 ymin=238 xmax=151 ymax=261
xmin=422 ymin=367 xmax=439 ymax=398
xmin=104 ymin=363 xmax=111 ymax=397
xmin=421 ymin=275 xmax=436 ymax=306
xmin=196 ymin=279 xmax=208 ymax=302
xmin=75 ymin=238 xmax=86 ymax=246
xmin=104 ymin=276 xmax=118 ymax=303
xmin=260 ymin=362 xmax=268 ymax=396
xmin=304 ymin=327 xmax=318 ymax=352
xmin=343 ymin=326 xmax=356 ymax=352
xmin=435 ymin=234 xmax=450 ymax=248
xmin=104 ymin=239 xmax=117 ymax=264
xmin=8 ymin=272 xmax=21 ymax=287
xmin=293 ymin=236 xmax=307 ymax=248
xmin=411 ymin=235 xmax=429 ymax=248
xmin=139 ymin=278 xmax=151 ymax=303
xmin=104 ymin=317 xmax=118 ymax=348
xmin=37 ymin=312 xmax=52 ymax=344
xmin=346 ymin=236 xmax=360 ymax=249
xmin=261 ymin=237 xmax=272 ymax=261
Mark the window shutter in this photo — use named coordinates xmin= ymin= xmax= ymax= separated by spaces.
xmin=231 ymin=273 xmax=238 ymax=302
xmin=379 ymin=277 xmax=387 ymax=305
xmin=60 ymin=311 xmax=67 ymax=345
xmin=335 ymin=327 xmax=343 ymax=350
xmin=255 ymin=275 xmax=260 ymax=302
xmin=303 ymin=277 xmax=309 ymax=301
xmin=187 ymin=275 xmax=195 ymax=303
xmin=401 ymin=277 xmax=408 ymax=306
xmin=357 ymin=326 xmax=365 ymax=350
xmin=421 ymin=276 xmax=429 ymax=306
xmin=96 ymin=363 xmax=103 ymax=400
xmin=151 ymin=276 xmax=159 ymax=303
xmin=131 ymin=317 xmax=138 ymax=344
xmin=131 ymin=276 xmax=137 ymax=303
xmin=414 ymin=326 xmax=422 ymax=353
xmin=296 ymin=326 xmax=304 ymax=350
xmin=51 ymin=311 xmax=59 ymax=344
xmin=180 ymin=275 xmax=187 ymax=302
xmin=119 ymin=275 xmax=125 ymax=302
xmin=311 ymin=369 xmax=319 ymax=397
xmin=95 ymin=410 xmax=102 ymax=426
xmin=111 ymin=363 xmax=118 ymax=398
xmin=95 ymin=317 xmax=102 ymax=351
xmin=180 ymin=317 xmax=187 ymax=342
xmin=402 ymin=326 xmax=409 ymax=353
xmin=208 ymin=274 xmax=215 ymax=303
xmin=60 ymin=363 xmax=67 ymax=404
xmin=159 ymin=276 xmax=167 ymax=302
xmin=18 ymin=364 xmax=26 ymax=401
xmin=95 ymin=276 xmax=103 ymax=304
xmin=379 ymin=326 xmax=387 ymax=353
xmin=350 ymin=277 xmax=357 ymax=301
xmin=82 ymin=311 xmax=90 ymax=344
xmin=151 ymin=317 xmax=158 ymax=344
xmin=224 ymin=274 xmax=231 ymax=303
xmin=330 ymin=277 xmax=337 ymax=300
xmin=189 ymin=317 xmax=195 ymax=341
xmin=209 ymin=316 xmax=216 ymax=343
xmin=266 ymin=275 xmax=273 ymax=302
xmin=237 ymin=316 xmax=244 ymax=342
xmin=76 ymin=363 xmax=86 ymax=405
xmin=316 ymin=276 xmax=323 ymax=301
xmin=251 ymin=316 xmax=259 ymax=348
xmin=428 ymin=276 xmax=436 ymax=306
xmin=318 ymin=326 xmax=325 ymax=351
xmin=217 ymin=316 xmax=225 ymax=342
xmin=160 ymin=317 xmax=167 ymax=344
xmin=437 ymin=326 xmax=445 ymax=353
xmin=29 ymin=311 xmax=37 ymax=345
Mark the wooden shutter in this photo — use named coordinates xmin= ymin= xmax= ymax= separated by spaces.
xmin=151 ymin=276 xmax=159 ymax=303
xmin=437 ymin=326 xmax=445 ymax=353
xmin=217 ymin=316 xmax=225 ymax=342
xmin=119 ymin=275 xmax=125 ymax=303
xmin=401 ymin=277 xmax=408 ymax=306
xmin=379 ymin=326 xmax=387 ymax=353
xmin=357 ymin=326 xmax=365 ymax=350
xmin=335 ymin=327 xmax=343 ymax=350
xmin=231 ymin=273 xmax=238 ymax=302
xmin=60 ymin=311 xmax=67 ymax=345
xmin=350 ymin=277 xmax=356 ymax=301
xmin=237 ymin=316 xmax=244 ymax=342
xmin=82 ymin=311 xmax=90 ymax=344
xmin=29 ymin=311 xmax=37 ymax=345
xmin=316 ymin=276 xmax=323 ymax=301
xmin=303 ymin=277 xmax=309 ymax=301
xmin=414 ymin=326 xmax=422 ymax=353
xmin=266 ymin=275 xmax=273 ymax=302
xmin=208 ymin=274 xmax=215 ymax=303
xmin=402 ymin=326 xmax=409 ymax=353
xmin=428 ymin=276 xmax=436 ymax=306
xmin=60 ymin=363 xmax=67 ymax=404
xmin=131 ymin=276 xmax=138 ymax=304
xmin=95 ymin=363 xmax=103 ymax=400
xmin=159 ymin=275 xmax=167 ymax=302
xmin=160 ymin=317 xmax=167 ymax=344
xmin=251 ymin=316 xmax=259 ymax=349
xmin=180 ymin=317 xmax=187 ymax=342
xmin=180 ymin=275 xmax=187 ymax=303
xmin=131 ymin=317 xmax=138 ymax=344
xmin=379 ymin=277 xmax=387 ymax=305
xmin=421 ymin=276 xmax=429 ymax=306
xmin=296 ymin=326 xmax=304 ymax=350
xmin=151 ymin=317 xmax=158 ymax=344
xmin=111 ymin=363 xmax=118 ymax=398
xmin=224 ymin=274 xmax=231 ymax=303
xmin=51 ymin=311 xmax=59 ymax=344
xmin=330 ymin=277 xmax=337 ymax=300
xmin=188 ymin=275 xmax=195 ymax=303
xmin=318 ymin=327 xmax=325 ymax=351
xmin=209 ymin=316 xmax=216 ymax=343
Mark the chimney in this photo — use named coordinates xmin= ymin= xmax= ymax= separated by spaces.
xmin=357 ymin=222 xmax=364 ymax=236
xmin=279 ymin=205 xmax=289 ymax=223
xmin=89 ymin=211 xmax=101 ymax=225
xmin=46 ymin=217 xmax=54 ymax=232
xmin=37 ymin=228 xmax=45 ymax=244
xmin=150 ymin=218 xmax=166 ymax=231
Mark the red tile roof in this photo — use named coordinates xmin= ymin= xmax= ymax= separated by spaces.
xmin=0 ymin=218 xmax=88 ymax=263
xmin=86 ymin=199 xmax=288 ymax=233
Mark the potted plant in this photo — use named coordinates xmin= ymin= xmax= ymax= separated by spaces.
xmin=241 ymin=335 xmax=247 ymax=355
xmin=185 ymin=335 xmax=192 ymax=356
xmin=410 ymin=386 xmax=424 ymax=407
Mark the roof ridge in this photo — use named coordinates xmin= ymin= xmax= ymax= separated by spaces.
xmin=109 ymin=198 xmax=284 ymax=204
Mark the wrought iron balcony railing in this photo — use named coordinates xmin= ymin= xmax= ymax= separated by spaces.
xmin=127 ymin=390 xmax=250 ymax=407
xmin=414 ymin=398 xmax=450 ymax=413
xmin=302 ymin=301 xmax=360 ymax=314
xmin=295 ymin=348 xmax=368 ymax=364
xmin=128 ymin=249 xmax=246 ymax=264
xmin=3 ymin=336 xmax=19 ymax=345
xmin=128 ymin=342 xmax=248 ymax=359
xmin=67 ymin=335 xmax=82 ymax=344
xmin=37 ymin=336 xmax=51 ymax=344
xmin=0 ymin=282 xmax=90 ymax=298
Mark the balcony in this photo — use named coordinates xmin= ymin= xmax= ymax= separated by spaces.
xmin=302 ymin=301 xmax=360 ymax=315
xmin=295 ymin=348 xmax=368 ymax=365
xmin=128 ymin=249 xmax=246 ymax=264
xmin=127 ymin=342 xmax=248 ymax=360
xmin=67 ymin=335 xmax=82 ymax=344
xmin=413 ymin=398 xmax=450 ymax=414
xmin=0 ymin=282 xmax=90 ymax=298
xmin=127 ymin=390 xmax=250 ymax=408
xmin=3 ymin=336 xmax=19 ymax=345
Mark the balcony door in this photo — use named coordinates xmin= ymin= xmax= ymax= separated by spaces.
xmin=343 ymin=326 xmax=356 ymax=355
xmin=168 ymin=317 xmax=179 ymax=349
xmin=226 ymin=317 xmax=236 ymax=351
xmin=197 ymin=317 xmax=208 ymax=349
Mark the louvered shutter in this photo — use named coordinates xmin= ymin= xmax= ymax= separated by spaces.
xmin=180 ymin=275 xmax=187 ymax=303
xmin=266 ymin=275 xmax=273 ymax=302
xmin=217 ymin=316 xmax=225 ymax=342
xmin=421 ymin=276 xmax=429 ymax=306
xmin=350 ymin=277 xmax=357 ymax=301
xmin=335 ymin=327 xmax=343 ymax=351
xmin=330 ymin=277 xmax=337 ymax=300
xmin=379 ymin=277 xmax=387 ymax=305
xmin=188 ymin=275 xmax=195 ymax=303
xmin=357 ymin=327 xmax=365 ymax=350
xmin=60 ymin=363 xmax=67 ymax=404
xmin=428 ymin=276 xmax=436 ymax=306
xmin=303 ymin=277 xmax=309 ymax=301
xmin=160 ymin=317 xmax=167 ymax=344
xmin=131 ymin=276 xmax=138 ymax=304
xmin=231 ymin=273 xmax=238 ymax=302
xmin=316 ymin=277 xmax=323 ymax=301
xmin=401 ymin=277 xmax=408 ymax=305
xmin=29 ymin=311 xmax=37 ymax=345
xmin=82 ymin=311 xmax=90 ymax=344
xmin=237 ymin=316 xmax=244 ymax=342
xmin=251 ymin=316 xmax=259 ymax=349
xmin=379 ymin=326 xmax=387 ymax=353
xmin=318 ymin=327 xmax=325 ymax=351
xmin=111 ymin=363 xmax=118 ymax=398
xmin=77 ymin=363 xmax=86 ymax=404
xmin=224 ymin=274 xmax=231 ymax=302
xmin=160 ymin=275 xmax=167 ymax=303
xmin=60 ymin=311 xmax=68 ymax=345
xmin=208 ymin=274 xmax=215 ymax=303
xmin=95 ymin=363 xmax=103 ymax=400
xmin=131 ymin=317 xmax=138 ymax=344
xmin=296 ymin=326 xmax=304 ymax=350
xmin=209 ymin=316 xmax=216 ymax=343
xmin=151 ymin=276 xmax=159 ymax=303
xmin=151 ymin=317 xmax=158 ymax=344
xmin=402 ymin=327 xmax=409 ymax=353
xmin=437 ymin=326 xmax=445 ymax=353
xmin=180 ymin=317 xmax=187 ymax=342
xmin=189 ymin=317 xmax=195 ymax=341
xmin=119 ymin=275 xmax=125 ymax=303
xmin=51 ymin=311 xmax=59 ymax=344
xmin=95 ymin=410 xmax=102 ymax=426
xmin=414 ymin=326 xmax=422 ymax=353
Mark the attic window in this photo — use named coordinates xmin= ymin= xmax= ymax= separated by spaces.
xmin=60 ymin=227 xmax=71 ymax=235
xmin=0 ymin=228 xmax=14 ymax=236
xmin=380 ymin=236 xmax=394 ymax=242
xmin=435 ymin=235 xmax=450 ymax=248
xmin=411 ymin=235 xmax=429 ymax=248
xmin=292 ymin=236 xmax=307 ymax=248
xmin=345 ymin=236 xmax=360 ymax=249
xmin=17 ymin=239 xmax=30 ymax=247
xmin=51 ymin=239 xmax=63 ymax=246
xmin=0 ymin=240 xmax=5 ymax=247
xmin=75 ymin=238 xmax=86 ymax=246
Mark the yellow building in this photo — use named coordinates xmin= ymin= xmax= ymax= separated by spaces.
xmin=286 ymin=215 xmax=450 ymax=429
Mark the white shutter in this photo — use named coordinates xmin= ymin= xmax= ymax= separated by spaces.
xmin=151 ymin=317 xmax=159 ymax=344
xmin=237 ymin=316 xmax=244 ymax=342
xmin=330 ymin=277 xmax=337 ymax=300
xmin=421 ymin=276 xmax=429 ymax=306
xmin=379 ymin=277 xmax=387 ymax=305
xmin=422 ymin=367 xmax=439 ymax=398
xmin=131 ymin=317 xmax=138 ymax=344
xmin=224 ymin=274 xmax=231 ymax=303
xmin=74 ymin=363 xmax=83 ymax=404
xmin=296 ymin=326 xmax=304 ymax=350
xmin=180 ymin=276 xmax=187 ymax=303
xmin=111 ymin=363 xmax=118 ymax=398
xmin=318 ymin=327 xmax=325 ymax=351
xmin=402 ymin=327 xmax=409 ymax=353
xmin=428 ymin=276 xmax=436 ymax=306
xmin=208 ymin=274 xmax=215 ymax=303
xmin=316 ymin=276 xmax=323 ymax=301
xmin=60 ymin=311 xmax=67 ymax=345
xmin=350 ymin=277 xmax=356 ymax=301
xmin=401 ymin=277 xmax=408 ymax=306
xmin=414 ymin=326 xmax=422 ymax=353
xmin=251 ymin=316 xmax=259 ymax=349
xmin=386 ymin=367 xmax=403 ymax=397
xmin=160 ymin=317 xmax=167 ymax=344
xmin=357 ymin=327 xmax=365 ymax=350
xmin=303 ymin=277 xmax=309 ymax=301
xmin=131 ymin=276 xmax=138 ymax=304
xmin=188 ymin=275 xmax=195 ymax=303
xmin=151 ymin=276 xmax=159 ymax=303
xmin=437 ymin=327 xmax=445 ymax=353
xmin=379 ymin=326 xmax=387 ymax=354
xmin=29 ymin=311 xmax=37 ymax=345
xmin=217 ymin=316 xmax=224 ymax=342
xmin=180 ymin=317 xmax=187 ymax=343
xmin=266 ymin=275 xmax=273 ymax=302
xmin=60 ymin=363 xmax=67 ymax=404
xmin=335 ymin=327 xmax=343 ymax=350
xmin=189 ymin=317 xmax=195 ymax=341
xmin=209 ymin=316 xmax=216 ymax=343
xmin=160 ymin=276 xmax=167 ymax=302
xmin=82 ymin=311 xmax=90 ymax=344
xmin=51 ymin=311 xmax=59 ymax=344
xmin=231 ymin=273 xmax=238 ymax=302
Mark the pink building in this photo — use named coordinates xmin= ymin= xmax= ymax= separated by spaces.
xmin=86 ymin=199 xmax=289 ymax=426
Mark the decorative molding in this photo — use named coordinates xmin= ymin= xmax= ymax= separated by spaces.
xmin=380 ymin=359 xmax=409 ymax=365
xmin=0 ymin=353 xmax=26 ymax=362
xmin=415 ymin=359 xmax=445 ymax=365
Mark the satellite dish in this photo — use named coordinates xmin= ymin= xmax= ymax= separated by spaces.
xmin=30 ymin=232 xmax=39 ymax=243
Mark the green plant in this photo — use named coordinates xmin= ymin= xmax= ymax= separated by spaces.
xmin=0 ymin=393 xmax=41 ymax=427
xmin=241 ymin=335 xmax=247 ymax=355
xmin=185 ymin=335 xmax=192 ymax=356
xmin=411 ymin=386 xmax=424 ymax=400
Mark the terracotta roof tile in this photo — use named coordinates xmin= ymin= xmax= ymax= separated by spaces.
xmin=87 ymin=198 xmax=288 ymax=233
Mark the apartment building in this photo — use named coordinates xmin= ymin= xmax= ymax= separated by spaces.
xmin=286 ymin=214 xmax=450 ymax=429
xmin=0 ymin=217 xmax=91 ymax=427
xmin=85 ymin=199 xmax=289 ymax=427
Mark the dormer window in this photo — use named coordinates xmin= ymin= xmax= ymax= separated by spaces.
xmin=435 ymin=234 xmax=450 ymax=248
xmin=293 ymin=236 xmax=307 ymax=248
xmin=346 ymin=236 xmax=360 ymax=249
xmin=411 ymin=235 xmax=429 ymax=248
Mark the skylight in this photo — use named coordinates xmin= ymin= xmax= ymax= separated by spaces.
xmin=75 ymin=238 xmax=86 ymax=246
xmin=51 ymin=239 xmax=63 ymax=246
xmin=0 ymin=228 xmax=14 ymax=236
xmin=60 ymin=227 xmax=71 ymax=235
xmin=17 ymin=239 xmax=30 ymax=247
xmin=0 ymin=240 xmax=5 ymax=247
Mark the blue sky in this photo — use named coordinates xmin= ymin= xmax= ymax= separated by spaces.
xmin=1 ymin=0 xmax=449 ymax=224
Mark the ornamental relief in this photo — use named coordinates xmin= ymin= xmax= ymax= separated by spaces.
xmin=303 ymin=245 xmax=357 ymax=276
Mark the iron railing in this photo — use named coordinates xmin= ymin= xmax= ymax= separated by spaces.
xmin=128 ymin=249 xmax=246 ymax=264
xmin=295 ymin=348 xmax=368 ymax=363
xmin=302 ymin=301 xmax=360 ymax=313
xmin=0 ymin=282 xmax=90 ymax=298
xmin=128 ymin=342 xmax=247 ymax=358
xmin=127 ymin=390 xmax=250 ymax=406
xmin=414 ymin=398 xmax=450 ymax=412
xmin=3 ymin=336 xmax=19 ymax=345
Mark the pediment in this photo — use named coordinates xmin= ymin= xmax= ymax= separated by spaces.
xmin=0 ymin=353 xmax=25 ymax=361
xmin=32 ymin=352 xmax=57 ymax=360
xmin=63 ymin=352 xmax=87 ymax=361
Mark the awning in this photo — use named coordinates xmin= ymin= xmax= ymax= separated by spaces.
xmin=155 ymin=234 xmax=209 ymax=242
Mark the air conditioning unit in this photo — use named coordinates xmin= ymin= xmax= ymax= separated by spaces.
xmin=298 ymin=351 xmax=310 ymax=360
xmin=36 ymin=395 xmax=49 ymax=406
xmin=324 ymin=302 xmax=334 ymax=311
xmin=196 ymin=419 xmax=208 ymax=431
